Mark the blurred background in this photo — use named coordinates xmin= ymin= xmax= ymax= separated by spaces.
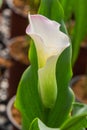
xmin=0 ymin=0 xmax=31 ymax=129
xmin=0 ymin=0 xmax=87 ymax=130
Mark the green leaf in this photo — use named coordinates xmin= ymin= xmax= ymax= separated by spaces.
xmin=29 ymin=118 xmax=60 ymax=130
xmin=38 ymin=0 xmax=63 ymax=20
xmin=59 ymin=0 xmax=74 ymax=21
xmin=38 ymin=1 xmax=74 ymax=127
xmin=60 ymin=102 xmax=87 ymax=130
xmin=72 ymin=0 xmax=87 ymax=65
xmin=15 ymin=39 xmax=74 ymax=130
xmin=72 ymin=102 xmax=87 ymax=116
xmin=46 ymin=46 xmax=74 ymax=128
xmin=15 ymin=1 xmax=74 ymax=130
xmin=60 ymin=0 xmax=87 ymax=65
xmin=61 ymin=115 xmax=87 ymax=130
xmin=38 ymin=0 xmax=67 ymax=33
xmin=15 ymin=43 xmax=44 ymax=130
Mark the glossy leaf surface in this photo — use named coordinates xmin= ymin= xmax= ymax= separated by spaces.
xmin=29 ymin=118 xmax=59 ymax=130
xmin=61 ymin=103 xmax=87 ymax=130
xmin=60 ymin=0 xmax=87 ymax=65
xmin=15 ymin=0 xmax=74 ymax=130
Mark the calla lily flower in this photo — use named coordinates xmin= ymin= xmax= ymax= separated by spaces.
xmin=26 ymin=14 xmax=70 ymax=108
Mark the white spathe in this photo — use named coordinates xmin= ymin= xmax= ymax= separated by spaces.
xmin=26 ymin=14 xmax=70 ymax=108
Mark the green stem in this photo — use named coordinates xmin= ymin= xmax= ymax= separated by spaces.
xmin=43 ymin=107 xmax=50 ymax=125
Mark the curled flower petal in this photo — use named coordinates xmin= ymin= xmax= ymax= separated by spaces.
xmin=26 ymin=14 xmax=70 ymax=108
xmin=38 ymin=56 xmax=58 ymax=108
xmin=26 ymin=14 xmax=70 ymax=68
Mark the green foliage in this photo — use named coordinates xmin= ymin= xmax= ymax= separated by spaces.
xmin=15 ymin=0 xmax=87 ymax=130
xmin=47 ymin=47 xmax=74 ymax=127
xmin=60 ymin=0 xmax=87 ymax=65
xmin=15 ymin=45 xmax=74 ymax=130
xmin=15 ymin=43 xmax=45 ymax=130
xmin=72 ymin=0 xmax=87 ymax=65
xmin=59 ymin=0 xmax=74 ymax=21
xmin=38 ymin=0 xmax=67 ymax=33
xmin=29 ymin=118 xmax=59 ymax=130
xmin=29 ymin=103 xmax=87 ymax=130
xmin=61 ymin=103 xmax=87 ymax=130
xmin=38 ymin=0 xmax=64 ymax=21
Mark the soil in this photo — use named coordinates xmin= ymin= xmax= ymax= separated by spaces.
xmin=13 ymin=0 xmax=36 ymax=15
xmin=8 ymin=36 xmax=29 ymax=65
xmin=13 ymin=0 xmax=26 ymax=8
xmin=11 ymin=105 xmax=21 ymax=126
xmin=72 ymin=76 xmax=87 ymax=103
xmin=81 ymin=37 xmax=87 ymax=47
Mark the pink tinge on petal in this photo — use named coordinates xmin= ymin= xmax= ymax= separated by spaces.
xmin=28 ymin=14 xmax=60 ymax=29
xmin=26 ymin=14 xmax=70 ymax=67
xmin=26 ymin=14 xmax=70 ymax=48
xmin=26 ymin=14 xmax=61 ymax=41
